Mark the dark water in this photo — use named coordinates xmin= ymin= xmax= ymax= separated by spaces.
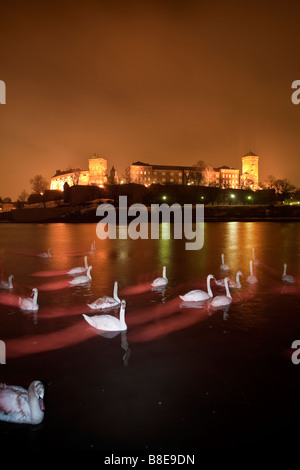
xmin=0 ymin=222 xmax=300 ymax=453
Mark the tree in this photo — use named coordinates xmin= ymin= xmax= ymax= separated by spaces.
xmin=30 ymin=175 xmax=49 ymax=194
xmin=17 ymin=190 xmax=29 ymax=203
xmin=202 ymin=165 xmax=216 ymax=186
xmin=2 ymin=197 xmax=12 ymax=203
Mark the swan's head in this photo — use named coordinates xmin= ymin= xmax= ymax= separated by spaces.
xmin=207 ymin=274 xmax=215 ymax=280
xmin=31 ymin=381 xmax=45 ymax=410
xmin=32 ymin=288 xmax=38 ymax=295
xmin=237 ymin=271 xmax=243 ymax=277
xmin=121 ymin=299 xmax=126 ymax=309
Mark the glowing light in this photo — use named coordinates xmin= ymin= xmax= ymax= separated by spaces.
xmin=162 ymin=195 xmax=167 ymax=200
xmin=230 ymin=194 xmax=235 ymax=198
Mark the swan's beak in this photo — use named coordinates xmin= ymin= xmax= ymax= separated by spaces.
xmin=39 ymin=397 xmax=45 ymax=411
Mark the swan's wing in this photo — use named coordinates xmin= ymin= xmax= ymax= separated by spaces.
xmin=94 ymin=315 xmax=121 ymax=330
xmin=0 ymin=385 xmax=30 ymax=422
xmin=88 ymin=296 xmax=118 ymax=309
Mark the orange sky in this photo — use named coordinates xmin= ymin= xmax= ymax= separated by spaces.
xmin=1 ymin=0 xmax=300 ymax=199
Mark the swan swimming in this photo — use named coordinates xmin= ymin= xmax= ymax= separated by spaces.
xmin=0 ymin=380 xmax=45 ymax=424
xmin=38 ymin=248 xmax=51 ymax=258
xmin=87 ymin=281 xmax=121 ymax=309
xmin=282 ymin=263 xmax=295 ymax=284
xmin=83 ymin=299 xmax=127 ymax=331
xmin=210 ymin=277 xmax=232 ymax=307
xmin=19 ymin=288 xmax=39 ymax=311
xmin=67 ymin=256 xmax=89 ymax=275
xmin=246 ymin=259 xmax=258 ymax=283
xmin=69 ymin=266 xmax=92 ymax=285
xmin=0 ymin=274 xmax=14 ymax=290
xmin=215 ymin=271 xmax=243 ymax=289
xmin=220 ymin=253 xmax=229 ymax=271
xmin=179 ymin=274 xmax=214 ymax=302
xmin=151 ymin=266 xmax=168 ymax=287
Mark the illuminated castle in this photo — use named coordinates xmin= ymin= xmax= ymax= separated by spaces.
xmin=50 ymin=154 xmax=108 ymax=191
xmin=241 ymin=151 xmax=259 ymax=190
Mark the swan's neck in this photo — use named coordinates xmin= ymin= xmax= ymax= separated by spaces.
xmin=162 ymin=266 xmax=167 ymax=279
xmin=84 ymin=256 xmax=88 ymax=269
xmin=8 ymin=276 xmax=13 ymax=288
xmin=28 ymin=383 xmax=43 ymax=424
xmin=113 ymin=282 xmax=120 ymax=302
xmin=249 ymin=260 xmax=253 ymax=276
xmin=283 ymin=264 xmax=287 ymax=275
xmin=207 ymin=276 xmax=213 ymax=297
xmin=119 ymin=304 xmax=126 ymax=328
xmin=33 ymin=291 xmax=38 ymax=306
xmin=221 ymin=254 xmax=225 ymax=264
xmin=225 ymin=279 xmax=232 ymax=299
xmin=87 ymin=268 xmax=92 ymax=279
xmin=252 ymin=248 xmax=255 ymax=260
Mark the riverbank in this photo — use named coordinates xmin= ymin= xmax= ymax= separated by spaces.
xmin=1 ymin=203 xmax=300 ymax=223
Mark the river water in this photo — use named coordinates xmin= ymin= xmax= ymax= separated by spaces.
xmin=0 ymin=222 xmax=300 ymax=452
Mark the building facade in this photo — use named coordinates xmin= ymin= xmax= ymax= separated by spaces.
xmin=128 ymin=162 xmax=201 ymax=186
xmin=50 ymin=155 xmax=108 ymax=191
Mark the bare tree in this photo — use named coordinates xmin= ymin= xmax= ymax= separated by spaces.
xmin=30 ymin=175 xmax=49 ymax=194
xmin=17 ymin=190 xmax=29 ymax=202
xmin=202 ymin=165 xmax=215 ymax=186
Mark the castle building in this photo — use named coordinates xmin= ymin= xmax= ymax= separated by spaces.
xmin=240 ymin=151 xmax=259 ymax=190
xmin=213 ymin=166 xmax=240 ymax=189
xmin=128 ymin=162 xmax=197 ymax=185
xmin=50 ymin=155 xmax=108 ymax=191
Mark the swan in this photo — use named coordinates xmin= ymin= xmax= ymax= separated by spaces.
xmin=69 ymin=266 xmax=92 ymax=285
xmin=282 ymin=263 xmax=295 ymax=284
xmin=151 ymin=266 xmax=168 ymax=287
xmin=83 ymin=299 xmax=127 ymax=331
xmin=0 ymin=380 xmax=45 ymax=424
xmin=38 ymin=248 xmax=51 ymax=258
xmin=67 ymin=256 xmax=89 ymax=275
xmin=220 ymin=253 xmax=229 ymax=270
xmin=215 ymin=271 xmax=243 ymax=288
xmin=0 ymin=274 xmax=14 ymax=289
xmin=179 ymin=274 xmax=214 ymax=302
xmin=246 ymin=259 xmax=258 ymax=283
xmin=87 ymin=281 xmax=121 ymax=309
xmin=19 ymin=288 xmax=39 ymax=311
xmin=210 ymin=277 xmax=232 ymax=307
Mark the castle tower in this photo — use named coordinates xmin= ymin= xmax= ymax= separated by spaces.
xmin=88 ymin=154 xmax=107 ymax=186
xmin=241 ymin=151 xmax=259 ymax=190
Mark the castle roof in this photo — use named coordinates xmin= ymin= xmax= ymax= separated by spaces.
xmin=243 ymin=151 xmax=258 ymax=157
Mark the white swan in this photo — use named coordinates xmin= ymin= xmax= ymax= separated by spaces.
xmin=69 ymin=266 xmax=92 ymax=285
xmin=247 ymin=259 xmax=258 ymax=283
xmin=151 ymin=266 xmax=168 ymax=287
xmin=179 ymin=274 xmax=214 ymax=302
xmin=38 ymin=248 xmax=51 ymax=258
xmin=67 ymin=256 xmax=89 ymax=275
xmin=220 ymin=253 xmax=229 ymax=270
xmin=87 ymin=281 xmax=121 ymax=309
xmin=83 ymin=299 xmax=127 ymax=331
xmin=19 ymin=288 xmax=39 ymax=311
xmin=0 ymin=380 xmax=45 ymax=424
xmin=215 ymin=271 xmax=243 ymax=289
xmin=210 ymin=277 xmax=232 ymax=307
xmin=282 ymin=263 xmax=295 ymax=284
xmin=0 ymin=274 xmax=14 ymax=289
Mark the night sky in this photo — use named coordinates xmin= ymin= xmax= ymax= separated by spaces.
xmin=1 ymin=0 xmax=300 ymax=200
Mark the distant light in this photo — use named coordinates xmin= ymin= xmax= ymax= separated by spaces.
xmin=230 ymin=194 xmax=235 ymax=198
xmin=162 ymin=195 xmax=167 ymax=200
xmin=201 ymin=196 xmax=204 ymax=200
xmin=247 ymin=195 xmax=252 ymax=200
